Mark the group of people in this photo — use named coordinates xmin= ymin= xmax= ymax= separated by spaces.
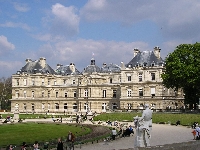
xmin=57 ymin=131 xmax=75 ymax=150
xmin=14 ymin=131 xmax=75 ymax=150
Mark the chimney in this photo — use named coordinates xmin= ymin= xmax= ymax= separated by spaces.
xmin=69 ymin=63 xmax=75 ymax=72
xmin=39 ymin=57 xmax=46 ymax=68
xmin=25 ymin=58 xmax=32 ymax=64
xmin=57 ymin=64 xmax=62 ymax=69
xmin=121 ymin=62 xmax=125 ymax=69
xmin=154 ymin=46 xmax=161 ymax=58
xmin=133 ymin=48 xmax=140 ymax=57
xmin=103 ymin=63 xmax=106 ymax=67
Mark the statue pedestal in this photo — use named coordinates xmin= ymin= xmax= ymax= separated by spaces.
xmin=87 ymin=111 xmax=93 ymax=120
xmin=13 ymin=111 xmax=19 ymax=121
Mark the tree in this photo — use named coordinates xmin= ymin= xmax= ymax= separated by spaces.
xmin=0 ymin=77 xmax=12 ymax=111
xmin=161 ymin=43 xmax=200 ymax=109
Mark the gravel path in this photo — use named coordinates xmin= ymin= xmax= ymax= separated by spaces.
xmin=78 ymin=123 xmax=194 ymax=150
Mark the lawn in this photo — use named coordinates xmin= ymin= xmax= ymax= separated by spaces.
xmin=94 ymin=112 xmax=200 ymax=126
xmin=0 ymin=123 xmax=91 ymax=147
xmin=1 ymin=112 xmax=200 ymax=148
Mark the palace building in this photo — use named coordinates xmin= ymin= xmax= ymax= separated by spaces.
xmin=11 ymin=46 xmax=184 ymax=113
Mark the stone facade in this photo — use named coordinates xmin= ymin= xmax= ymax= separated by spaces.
xmin=11 ymin=47 xmax=184 ymax=113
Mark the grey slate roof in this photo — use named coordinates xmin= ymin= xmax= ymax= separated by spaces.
xmin=55 ymin=64 xmax=81 ymax=75
xmin=17 ymin=59 xmax=56 ymax=75
xmin=82 ymin=58 xmax=101 ymax=73
xmin=126 ymin=51 xmax=164 ymax=67
xmin=101 ymin=63 xmax=121 ymax=73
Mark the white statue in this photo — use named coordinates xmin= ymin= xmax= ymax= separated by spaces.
xmin=134 ymin=104 xmax=153 ymax=147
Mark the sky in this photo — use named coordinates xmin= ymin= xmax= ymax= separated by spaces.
xmin=1 ymin=0 xmax=200 ymax=77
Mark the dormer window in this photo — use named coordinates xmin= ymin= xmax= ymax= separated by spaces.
xmin=151 ymin=61 xmax=155 ymax=67
xmin=143 ymin=62 xmax=147 ymax=67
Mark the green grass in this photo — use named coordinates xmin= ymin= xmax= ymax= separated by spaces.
xmin=0 ymin=123 xmax=90 ymax=147
xmin=94 ymin=112 xmax=200 ymax=126
xmin=1 ymin=112 xmax=200 ymax=147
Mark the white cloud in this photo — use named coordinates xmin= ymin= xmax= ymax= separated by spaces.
xmin=13 ymin=2 xmax=30 ymax=12
xmin=0 ymin=60 xmax=23 ymax=77
xmin=35 ymin=39 xmax=150 ymax=71
xmin=0 ymin=35 xmax=15 ymax=55
xmin=80 ymin=0 xmax=200 ymax=40
xmin=50 ymin=3 xmax=80 ymax=37
xmin=0 ymin=21 xmax=31 ymax=31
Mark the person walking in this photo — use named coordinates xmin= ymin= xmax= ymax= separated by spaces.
xmin=67 ymin=131 xmax=75 ymax=150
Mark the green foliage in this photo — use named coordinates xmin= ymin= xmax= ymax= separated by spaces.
xmin=161 ymin=43 xmax=200 ymax=107
xmin=0 ymin=77 xmax=12 ymax=110
xmin=0 ymin=123 xmax=91 ymax=147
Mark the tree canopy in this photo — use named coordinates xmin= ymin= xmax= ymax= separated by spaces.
xmin=0 ymin=77 xmax=12 ymax=110
xmin=161 ymin=43 xmax=200 ymax=108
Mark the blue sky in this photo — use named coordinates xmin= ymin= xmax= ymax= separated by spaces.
xmin=1 ymin=0 xmax=200 ymax=77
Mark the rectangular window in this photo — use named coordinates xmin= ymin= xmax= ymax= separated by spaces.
xmin=17 ymin=79 xmax=19 ymax=86
xmin=64 ymin=103 xmax=68 ymax=109
xmin=73 ymin=80 xmax=75 ymax=84
xmin=48 ymin=80 xmax=50 ymax=85
xmin=84 ymin=89 xmax=88 ymax=97
xmin=74 ymin=91 xmax=76 ymax=98
xmin=32 ymin=91 xmax=34 ymax=98
xmin=63 ymin=79 xmax=66 ymax=85
xmin=48 ymin=103 xmax=50 ymax=110
xmin=55 ymin=103 xmax=59 ymax=109
xmin=113 ymin=90 xmax=117 ymax=98
xmin=24 ymin=79 xmax=27 ymax=86
xmin=110 ymin=78 xmax=112 ymax=83
xmin=24 ymin=103 xmax=27 ymax=110
xmin=48 ymin=91 xmax=50 ymax=98
xmin=139 ymin=88 xmax=143 ymax=97
xmin=42 ymin=103 xmax=45 ymax=110
xmin=65 ymin=92 xmax=67 ymax=98
xmin=151 ymin=73 xmax=155 ymax=81
xmin=54 ymin=80 xmax=57 ymax=85
xmin=24 ymin=91 xmax=26 ymax=98
xmin=16 ymin=92 xmax=19 ymax=98
xmin=139 ymin=73 xmax=142 ymax=82
xmin=127 ymin=89 xmax=131 ymax=97
xmin=56 ymin=92 xmax=58 ymax=98
xmin=151 ymin=87 xmax=155 ymax=97
xmin=32 ymin=79 xmax=35 ymax=86
xmin=42 ymin=91 xmax=44 ymax=98
xmin=103 ymin=90 xmax=106 ymax=98
xmin=32 ymin=104 xmax=35 ymax=111
xmin=42 ymin=79 xmax=44 ymax=86
xmin=128 ymin=76 xmax=131 ymax=81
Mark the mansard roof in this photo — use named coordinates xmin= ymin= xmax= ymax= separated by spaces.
xmin=82 ymin=58 xmax=101 ymax=74
xmin=101 ymin=63 xmax=121 ymax=73
xmin=126 ymin=50 xmax=164 ymax=67
xmin=18 ymin=58 xmax=56 ymax=74
xmin=55 ymin=63 xmax=81 ymax=75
